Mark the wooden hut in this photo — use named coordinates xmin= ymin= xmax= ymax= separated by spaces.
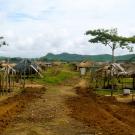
xmin=78 ymin=61 xmax=93 ymax=75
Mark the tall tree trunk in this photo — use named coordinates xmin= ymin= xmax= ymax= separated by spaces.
xmin=112 ymin=49 xmax=115 ymax=63
xmin=111 ymin=48 xmax=115 ymax=96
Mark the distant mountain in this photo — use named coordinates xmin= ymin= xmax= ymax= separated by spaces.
xmin=40 ymin=53 xmax=135 ymax=62
xmin=0 ymin=53 xmax=135 ymax=63
xmin=116 ymin=54 xmax=135 ymax=61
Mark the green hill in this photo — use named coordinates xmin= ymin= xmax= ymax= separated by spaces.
xmin=40 ymin=53 xmax=135 ymax=62
xmin=0 ymin=53 xmax=135 ymax=63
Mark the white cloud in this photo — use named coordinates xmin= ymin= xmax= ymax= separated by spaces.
xmin=0 ymin=0 xmax=135 ymax=57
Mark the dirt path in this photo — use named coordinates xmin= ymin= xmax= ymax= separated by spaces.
xmin=2 ymin=85 xmax=92 ymax=135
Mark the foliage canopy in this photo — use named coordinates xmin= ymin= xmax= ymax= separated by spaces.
xmin=86 ymin=28 xmax=135 ymax=62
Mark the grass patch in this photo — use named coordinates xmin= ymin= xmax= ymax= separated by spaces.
xmin=95 ymin=89 xmax=123 ymax=96
xmin=35 ymin=67 xmax=79 ymax=85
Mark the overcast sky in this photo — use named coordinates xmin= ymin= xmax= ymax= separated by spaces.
xmin=0 ymin=0 xmax=135 ymax=58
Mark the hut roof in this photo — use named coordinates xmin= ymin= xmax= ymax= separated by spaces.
xmin=14 ymin=59 xmax=40 ymax=74
xmin=53 ymin=61 xmax=62 ymax=66
xmin=78 ymin=61 xmax=93 ymax=68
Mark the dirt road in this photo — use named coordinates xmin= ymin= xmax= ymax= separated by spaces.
xmin=2 ymin=78 xmax=135 ymax=135
xmin=1 ymin=84 xmax=92 ymax=135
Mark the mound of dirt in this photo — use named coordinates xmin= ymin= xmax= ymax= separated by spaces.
xmin=67 ymin=85 xmax=135 ymax=135
xmin=74 ymin=79 xmax=94 ymax=96
xmin=0 ymin=86 xmax=46 ymax=134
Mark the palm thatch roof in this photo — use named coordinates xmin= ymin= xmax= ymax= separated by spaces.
xmin=78 ymin=61 xmax=93 ymax=68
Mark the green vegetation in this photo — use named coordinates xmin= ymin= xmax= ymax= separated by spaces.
xmin=40 ymin=53 xmax=135 ymax=62
xmin=1 ymin=53 xmax=135 ymax=63
xmin=35 ymin=66 xmax=79 ymax=85
xmin=86 ymin=28 xmax=135 ymax=62
xmin=44 ymin=53 xmax=113 ymax=62
xmin=0 ymin=36 xmax=8 ymax=47
xmin=95 ymin=89 xmax=123 ymax=96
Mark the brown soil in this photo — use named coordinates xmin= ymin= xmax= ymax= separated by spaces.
xmin=66 ymin=86 xmax=135 ymax=135
xmin=1 ymin=81 xmax=93 ymax=135
xmin=1 ymin=78 xmax=135 ymax=135
xmin=0 ymin=87 xmax=46 ymax=135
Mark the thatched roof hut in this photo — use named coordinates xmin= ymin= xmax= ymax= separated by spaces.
xmin=78 ymin=61 xmax=93 ymax=68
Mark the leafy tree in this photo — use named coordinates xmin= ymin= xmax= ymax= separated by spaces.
xmin=0 ymin=36 xmax=8 ymax=47
xmin=86 ymin=28 xmax=135 ymax=63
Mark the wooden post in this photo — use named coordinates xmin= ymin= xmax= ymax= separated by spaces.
xmin=23 ymin=60 xmax=26 ymax=89
xmin=103 ymin=71 xmax=106 ymax=89
xmin=1 ymin=72 xmax=5 ymax=95
xmin=6 ymin=65 xmax=8 ymax=94
xmin=132 ymin=75 xmax=135 ymax=102
xmin=111 ymin=69 xmax=114 ymax=97
xmin=0 ymin=73 xmax=1 ymax=94
xmin=133 ymin=76 xmax=135 ymax=90
xmin=8 ymin=73 xmax=11 ymax=92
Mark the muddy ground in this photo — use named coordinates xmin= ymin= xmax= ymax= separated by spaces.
xmin=0 ymin=80 xmax=93 ymax=135
xmin=0 ymin=79 xmax=135 ymax=135
xmin=67 ymin=87 xmax=135 ymax=135
xmin=0 ymin=86 xmax=46 ymax=134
